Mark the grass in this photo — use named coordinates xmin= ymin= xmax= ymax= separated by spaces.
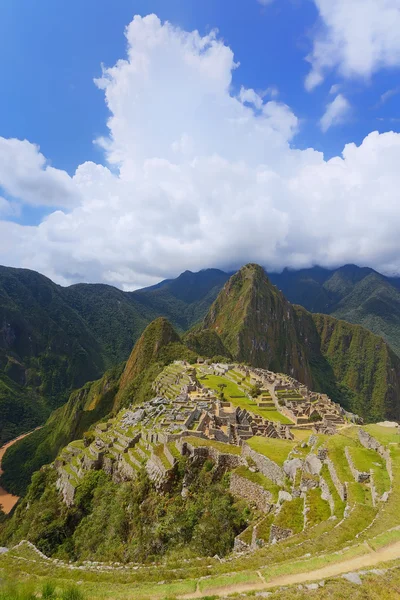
xmin=198 ymin=372 xmax=292 ymax=423
xmin=234 ymin=466 xmax=280 ymax=501
xmin=320 ymin=464 xmax=345 ymax=518
xmin=198 ymin=571 xmax=260 ymax=593
xmin=153 ymin=445 xmax=171 ymax=469
xmin=306 ymin=488 xmax=331 ymax=528
xmin=274 ymin=497 xmax=304 ymax=534
xmin=246 ymin=436 xmax=295 ymax=466
xmin=349 ymin=446 xmax=391 ymax=497
xmin=184 ymin=436 xmax=242 ymax=455
xmin=256 ymin=514 xmax=274 ymax=542
xmin=364 ymin=424 xmax=400 ymax=445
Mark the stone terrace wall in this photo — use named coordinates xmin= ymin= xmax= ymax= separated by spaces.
xmin=326 ymin=458 xmax=347 ymax=502
xmin=358 ymin=429 xmax=393 ymax=482
xmin=229 ymin=473 xmax=273 ymax=512
xmin=241 ymin=443 xmax=285 ymax=486
xmin=344 ymin=446 xmax=370 ymax=483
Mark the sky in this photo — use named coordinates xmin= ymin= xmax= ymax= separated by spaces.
xmin=1 ymin=0 xmax=400 ymax=289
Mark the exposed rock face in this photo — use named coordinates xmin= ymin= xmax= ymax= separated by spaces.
xmin=283 ymin=458 xmax=303 ymax=481
xmin=305 ymin=454 xmax=323 ymax=476
xmin=278 ymin=491 xmax=292 ymax=504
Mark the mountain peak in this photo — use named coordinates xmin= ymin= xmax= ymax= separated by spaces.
xmin=116 ymin=318 xmax=180 ymax=406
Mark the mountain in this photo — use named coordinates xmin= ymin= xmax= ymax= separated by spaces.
xmin=196 ymin=264 xmax=400 ymax=421
xmin=1 ymin=318 xmax=197 ymax=496
xmin=0 ymin=266 xmax=227 ymax=443
xmin=269 ymin=265 xmax=400 ymax=357
xmin=132 ymin=268 xmax=230 ymax=331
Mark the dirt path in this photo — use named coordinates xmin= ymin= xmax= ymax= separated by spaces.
xmin=180 ymin=540 xmax=400 ymax=598
xmin=0 ymin=429 xmax=40 ymax=513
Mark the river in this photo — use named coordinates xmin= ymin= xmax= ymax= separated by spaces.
xmin=0 ymin=430 xmax=39 ymax=514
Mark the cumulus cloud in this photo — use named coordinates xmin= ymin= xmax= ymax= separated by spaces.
xmin=1 ymin=15 xmax=400 ymax=288
xmin=306 ymin=0 xmax=400 ymax=90
xmin=0 ymin=138 xmax=79 ymax=207
xmin=320 ymin=94 xmax=351 ymax=132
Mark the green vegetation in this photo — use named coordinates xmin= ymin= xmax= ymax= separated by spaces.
xmin=274 ymin=497 xmax=304 ymax=534
xmin=234 ymin=465 xmax=280 ymax=501
xmin=0 ymin=461 xmax=248 ymax=563
xmin=185 ymin=436 xmax=241 ymax=455
xmin=199 ymin=372 xmax=292 ymax=423
xmin=306 ymin=488 xmax=331 ymax=527
xmin=246 ymin=436 xmax=295 ymax=466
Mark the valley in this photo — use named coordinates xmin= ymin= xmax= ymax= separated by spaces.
xmin=1 ymin=264 xmax=400 ymax=599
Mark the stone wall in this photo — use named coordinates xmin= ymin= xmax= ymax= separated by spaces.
xmin=344 ymin=446 xmax=370 ymax=483
xmin=358 ymin=429 xmax=393 ymax=482
xmin=229 ymin=473 xmax=273 ymax=512
xmin=326 ymin=458 xmax=347 ymax=502
xmin=269 ymin=524 xmax=292 ymax=544
xmin=319 ymin=475 xmax=335 ymax=515
xmin=241 ymin=443 xmax=285 ymax=486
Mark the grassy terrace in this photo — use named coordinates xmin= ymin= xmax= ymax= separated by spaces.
xmin=322 ymin=432 xmax=372 ymax=505
xmin=320 ymin=463 xmax=346 ymax=518
xmin=274 ymin=497 xmax=304 ymax=534
xmin=198 ymin=371 xmax=293 ymax=423
xmin=184 ymin=435 xmax=242 ymax=454
xmin=234 ymin=465 xmax=281 ymax=500
xmin=364 ymin=424 xmax=400 ymax=445
xmin=349 ymin=445 xmax=391 ymax=497
xmin=246 ymin=435 xmax=295 ymax=466
xmin=306 ymin=488 xmax=331 ymax=527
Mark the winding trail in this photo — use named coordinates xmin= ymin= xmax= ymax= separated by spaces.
xmin=0 ymin=429 xmax=40 ymax=513
xmin=180 ymin=540 xmax=400 ymax=598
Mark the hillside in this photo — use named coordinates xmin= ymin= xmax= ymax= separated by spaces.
xmin=270 ymin=265 xmax=400 ymax=357
xmin=0 ymin=266 xmax=227 ymax=442
xmin=201 ymin=264 xmax=400 ymax=421
xmin=1 ymin=319 xmax=197 ymax=496
xmin=1 ymin=360 xmax=400 ymax=600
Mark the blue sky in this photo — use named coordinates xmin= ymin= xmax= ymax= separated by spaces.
xmin=1 ymin=0 xmax=400 ymax=288
xmin=2 ymin=0 xmax=398 ymax=179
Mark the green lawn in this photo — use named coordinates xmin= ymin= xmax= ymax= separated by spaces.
xmin=199 ymin=372 xmax=292 ymax=423
xmin=246 ymin=436 xmax=295 ymax=466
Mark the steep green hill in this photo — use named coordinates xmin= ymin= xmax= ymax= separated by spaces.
xmin=1 ymin=319 xmax=197 ymax=495
xmin=202 ymin=264 xmax=400 ymax=421
xmin=270 ymin=265 xmax=400 ymax=357
xmin=0 ymin=266 xmax=226 ymax=442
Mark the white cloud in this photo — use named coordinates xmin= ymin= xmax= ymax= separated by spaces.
xmin=0 ymin=138 xmax=79 ymax=207
xmin=320 ymin=94 xmax=351 ymax=132
xmin=1 ymin=15 xmax=400 ymax=288
xmin=306 ymin=0 xmax=400 ymax=90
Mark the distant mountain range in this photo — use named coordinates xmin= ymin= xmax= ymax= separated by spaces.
xmin=3 ymin=263 xmax=400 ymax=496
xmin=1 ymin=262 xmax=400 ymax=445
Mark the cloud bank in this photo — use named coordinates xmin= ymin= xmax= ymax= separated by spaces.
xmin=2 ymin=14 xmax=400 ymax=289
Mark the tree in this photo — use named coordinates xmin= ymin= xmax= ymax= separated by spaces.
xmin=249 ymin=383 xmax=262 ymax=398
